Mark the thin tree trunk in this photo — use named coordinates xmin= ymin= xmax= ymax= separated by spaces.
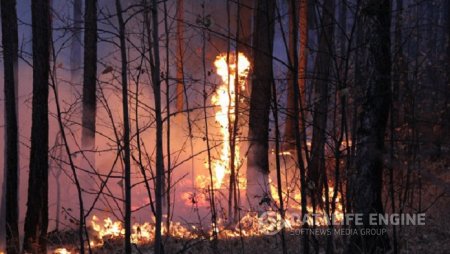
xmin=146 ymin=0 xmax=165 ymax=252
xmin=272 ymin=67 xmax=287 ymax=254
xmin=346 ymin=0 xmax=392 ymax=253
xmin=389 ymin=0 xmax=404 ymax=253
xmin=1 ymin=0 xmax=19 ymax=252
xmin=115 ymin=0 xmax=132 ymax=253
xmin=288 ymin=0 xmax=310 ymax=253
xmin=201 ymin=10 xmax=218 ymax=247
xmin=175 ymin=0 xmax=184 ymax=113
xmin=70 ymin=0 xmax=82 ymax=82
xmin=284 ymin=0 xmax=297 ymax=150
xmin=50 ymin=59 xmax=86 ymax=254
xmin=23 ymin=0 xmax=51 ymax=253
xmin=246 ymin=0 xmax=276 ymax=211
xmin=163 ymin=0 xmax=172 ymax=230
xmin=284 ymin=0 xmax=308 ymax=151
xmin=308 ymin=0 xmax=334 ymax=209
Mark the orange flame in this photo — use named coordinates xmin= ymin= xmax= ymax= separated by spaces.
xmin=53 ymin=248 xmax=71 ymax=254
xmin=90 ymin=215 xmax=198 ymax=246
xmin=209 ymin=52 xmax=250 ymax=189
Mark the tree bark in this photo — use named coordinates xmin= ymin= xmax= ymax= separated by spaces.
xmin=308 ymin=0 xmax=334 ymax=207
xmin=23 ymin=0 xmax=51 ymax=253
xmin=246 ymin=0 xmax=275 ymax=211
xmin=81 ymin=0 xmax=97 ymax=150
xmin=175 ymin=0 xmax=184 ymax=113
xmin=1 ymin=0 xmax=20 ymax=252
xmin=115 ymin=0 xmax=132 ymax=253
xmin=346 ymin=0 xmax=392 ymax=253
xmin=284 ymin=0 xmax=308 ymax=150
xmin=145 ymin=0 xmax=165 ymax=252
xmin=237 ymin=0 xmax=253 ymax=58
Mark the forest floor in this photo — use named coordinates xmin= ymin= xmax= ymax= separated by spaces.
xmin=48 ymin=219 xmax=450 ymax=254
xmin=48 ymin=164 xmax=450 ymax=254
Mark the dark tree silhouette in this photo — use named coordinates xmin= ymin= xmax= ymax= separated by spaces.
xmin=346 ymin=0 xmax=392 ymax=253
xmin=115 ymin=0 xmax=132 ymax=253
xmin=144 ymin=0 xmax=165 ymax=252
xmin=246 ymin=0 xmax=276 ymax=210
xmin=309 ymin=0 xmax=334 ymax=207
xmin=23 ymin=0 xmax=51 ymax=253
xmin=1 ymin=0 xmax=20 ymax=252
xmin=81 ymin=0 xmax=97 ymax=149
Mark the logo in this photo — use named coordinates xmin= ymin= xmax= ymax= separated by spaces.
xmin=258 ymin=211 xmax=290 ymax=235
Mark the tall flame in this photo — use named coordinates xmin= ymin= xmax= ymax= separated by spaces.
xmin=210 ymin=52 xmax=250 ymax=189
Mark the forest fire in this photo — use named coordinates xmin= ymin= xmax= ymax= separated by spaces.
xmin=84 ymin=52 xmax=346 ymax=250
xmin=0 ymin=0 xmax=445 ymax=253
xmin=208 ymin=52 xmax=250 ymax=189
xmin=89 ymin=216 xmax=198 ymax=247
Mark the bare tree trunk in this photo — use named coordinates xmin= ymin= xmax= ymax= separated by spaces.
xmin=246 ymin=0 xmax=276 ymax=211
xmin=79 ymin=0 xmax=96 ymax=219
xmin=201 ymin=11 xmax=218 ymax=247
xmin=115 ymin=0 xmax=132 ymax=253
xmin=346 ymin=0 xmax=392 ymax=253
xmin=284 ymin=1 xmax=310 ymax=253
xmin=309 ymin=0 xmax=334 ymax=208
xmin=237 ymin=0 xmax=252 ymax=58
xmin=298 ymin=0 xmax=308 ymax=98
xmin=389 ymin=0 xmax=405 ymax=253
xmin=70 ymin=0 xmax=82 ymax=82
xmin=50 ymin=58 xmax=86 ymax=254
xmin=175 ymin=0 xmax=184 ymax=113
xmin=284 ymin=0 xmax=309 ymax=151
xmin=271 ymin=67 xmax=287 ymax=254
xmin=163 ymin=0 xmax=171 ymax=230
xmin=81 ymin=0 xmax=97 ymax=150
xmin=145 ymin=0 xmax=165 ymax=252
xmin=1 ymin=0 xmax=19 ymax=252
xmin=284 ymin=0 xmax=297 ymax=150
xmin=23 ymin=0 xmax=51 ymax=253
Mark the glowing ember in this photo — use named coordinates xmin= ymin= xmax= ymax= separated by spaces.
xmin=53 ymin=248 xmax=71 ymax=254
xmin=208 ymin=52 xmax=250 ymax=189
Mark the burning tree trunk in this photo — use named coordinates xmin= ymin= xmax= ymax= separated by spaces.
xmin=115 ymin=0 xmax=132 ymax=253
xmin=308 ymin=0 xmax=334 ymax=208
xmin=81 ymin=0 xmax=97 ymax=154
xmin=23 ymin=0 xmax=51 ymax=253
xmin=346 ymin=0 xmax=392 ymax=252
xmin=246 ymin=0 xmax=275 ymax=211
xmin=1 ymin=0 xmax=19 ymax=252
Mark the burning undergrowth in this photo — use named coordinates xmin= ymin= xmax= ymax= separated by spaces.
xmin=41 ymin=52 xmax=345 ymax=253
